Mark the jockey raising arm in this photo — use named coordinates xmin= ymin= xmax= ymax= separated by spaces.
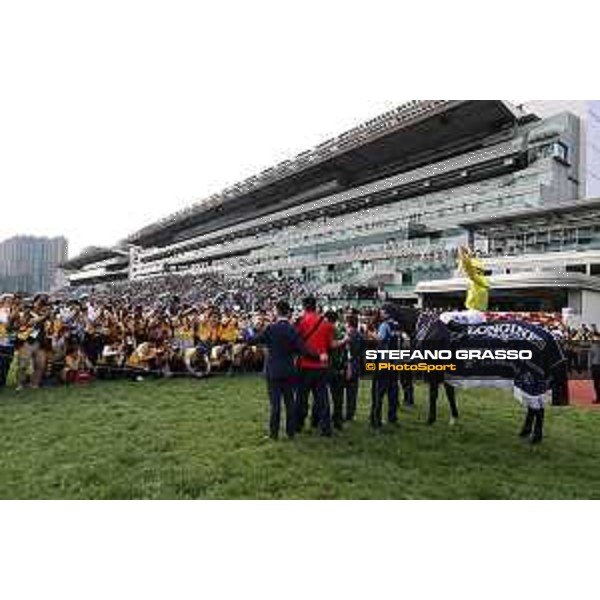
xmin=458 ymin=245 xmax=489 ymax=311
xmin=439 ymin=246 xmax=489 ymax=325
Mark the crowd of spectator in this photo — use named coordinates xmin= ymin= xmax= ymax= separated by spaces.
xmin=2 ymin=271 xmax=600 ymax=397
xmin=0 ymin=274 xmax=382 ymax=392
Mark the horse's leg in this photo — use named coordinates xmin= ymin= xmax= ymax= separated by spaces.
xmin=401 ymin=371 xmax=414 ymax=407
xmin=427 ymin=378 xmax=438 ymax=425
xmin=530 ymin=408 xmax=544 ymax=444
xmin=444 ymin=382 xmax=459 ymax=425
xmin=519 ymin=408 xmax=535 ymax=438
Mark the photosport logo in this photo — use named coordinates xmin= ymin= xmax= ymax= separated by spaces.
xmin=361 ymin=347 xmax=535 ymax=376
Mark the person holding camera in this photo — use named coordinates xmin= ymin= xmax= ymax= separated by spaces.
xmin=28 ymin=295 xmax=53 ymax=389
xmin=0 ymin=294 xmax=16 ymax=389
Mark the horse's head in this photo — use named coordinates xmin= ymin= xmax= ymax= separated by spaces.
xmin=383 ymin=304 xmax=420 ymax=337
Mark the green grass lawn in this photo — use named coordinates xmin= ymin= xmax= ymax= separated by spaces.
xmin=0 ymin=375 xmax=599 ymax=499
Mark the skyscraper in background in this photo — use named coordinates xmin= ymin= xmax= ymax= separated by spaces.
xmin=0 ymin=235 xmax=68 ymax=294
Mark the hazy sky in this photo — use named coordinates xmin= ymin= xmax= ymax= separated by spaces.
xmin=1 ymin=2 xmax=594 ymax=257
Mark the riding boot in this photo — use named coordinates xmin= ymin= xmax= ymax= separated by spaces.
xmin=530 ymin=408 xmax=544 ymax=445
xmin=519 ymin=408 xmax=535 ymax=438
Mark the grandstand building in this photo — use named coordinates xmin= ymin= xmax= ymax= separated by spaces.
xmin=62 ymin=246 xmax=130 ymax=286
xmin=62 ymin=99 xmax=600 ymax=322
xmin=521 ymin=101 xmax=600 ymax=198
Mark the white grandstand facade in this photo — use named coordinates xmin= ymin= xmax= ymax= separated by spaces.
xmin=62 ymin=99 xmax=600 ymax=322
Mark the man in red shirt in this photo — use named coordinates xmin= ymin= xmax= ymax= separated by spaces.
xmin=295 ymin=296 xmax=335 ymax=436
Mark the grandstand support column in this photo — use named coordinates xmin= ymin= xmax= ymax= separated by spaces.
xmin=467 ymin=228 xmax=475 ymax=250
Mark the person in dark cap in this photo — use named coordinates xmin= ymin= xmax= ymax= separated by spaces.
xmin=253 ymin=300 xmax=325 ymax=440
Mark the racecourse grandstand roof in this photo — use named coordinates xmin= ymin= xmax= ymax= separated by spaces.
xmin=126 ymin=100 xmax=525 ymax=248
xmin=61 ymin=246 xmax=129 ymax=271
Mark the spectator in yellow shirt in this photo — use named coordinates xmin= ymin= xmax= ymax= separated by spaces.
xmin=220 ymin=316 xmax=240 ymax=343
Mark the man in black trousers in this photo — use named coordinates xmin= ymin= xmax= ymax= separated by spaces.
xmin=344 ymin=314 xmax=363 ymax=422
xmin=254 ymin=300 xmax=325 ymax=440
xmin=370 ymin=304 xmax=400 ymax=429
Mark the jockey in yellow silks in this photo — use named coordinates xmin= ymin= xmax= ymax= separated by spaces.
xmin=440 ymin=246 xmax=489 ymax=325
xmin=458 ymin=246 xmax=489 ymax=311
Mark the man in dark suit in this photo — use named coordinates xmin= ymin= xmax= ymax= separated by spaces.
xmin=254 ymin=300 xmax=325 ymax=440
